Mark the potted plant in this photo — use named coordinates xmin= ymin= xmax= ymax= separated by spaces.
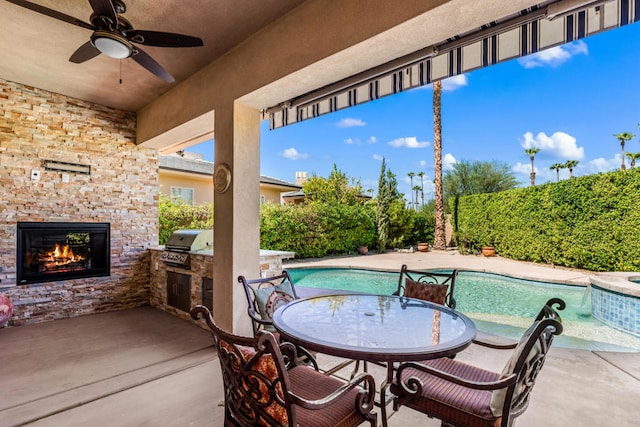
xmin=417 ymin=242 xmax=429 ymax=252
xmin=357 ymin=245 xmax=369 ymax=255
xmin=482 ymin=246 xmax=495 ymax=257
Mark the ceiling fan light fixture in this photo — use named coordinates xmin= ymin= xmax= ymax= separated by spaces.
xmin=91 ymin=31 xmax=133 ymax=59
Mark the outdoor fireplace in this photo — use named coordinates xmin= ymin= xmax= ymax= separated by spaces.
xmin=17 ymin=222 xmax=110 ymax=285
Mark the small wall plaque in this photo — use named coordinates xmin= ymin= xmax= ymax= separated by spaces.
xmin=214 ymin=163 xmax=231 ymax=193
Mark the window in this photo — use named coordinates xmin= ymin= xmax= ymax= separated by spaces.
xmin=171 ymin=187 xmax=194 ymax=204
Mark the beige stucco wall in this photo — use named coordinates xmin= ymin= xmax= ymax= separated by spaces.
xmin=260 ymin=186 xmax=288 ymax=204
xmin=159 ymin=169 xmax=213 ymax=205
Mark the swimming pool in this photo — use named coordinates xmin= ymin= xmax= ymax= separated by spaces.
xmin=288 ymin=267 xmax=640 ymax=352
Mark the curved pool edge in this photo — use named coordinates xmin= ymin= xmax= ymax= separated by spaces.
xmin=285 ymin=264 xmax=591 ymax=288
xmin=590 ymin=273 xmax=640 ymax=337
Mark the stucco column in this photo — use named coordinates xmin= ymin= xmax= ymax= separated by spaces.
xmin=213 ymin=101 xmax=260 ymax=335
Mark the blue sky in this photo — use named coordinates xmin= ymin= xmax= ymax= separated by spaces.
xmin=186 ymin=22 xmax=640 ymax=200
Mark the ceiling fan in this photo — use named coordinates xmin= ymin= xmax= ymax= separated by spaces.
xmin=6 ymin=0 xmax=204 ymax=83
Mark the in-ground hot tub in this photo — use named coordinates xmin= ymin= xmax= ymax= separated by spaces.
xmin=590 ymin=273 xmax=640 ymax=337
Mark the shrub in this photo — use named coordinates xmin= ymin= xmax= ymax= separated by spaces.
xmin=453 ymin=169 xmax=640 ymax=271
xmin=158 ymin=193 xmax=214 ymax=245
xmin=260 ymin=202 xmax=375 ymax=258
xmin=410 ymin=209 xmax=436 ymax=245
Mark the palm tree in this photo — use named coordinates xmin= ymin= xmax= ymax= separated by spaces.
xmin=564 ymin=160 xmax=579 ymax=178
xmin=524 ymin=147 xmax=540 ymax=187
xmin=613 ymin=132 xmax=635 ymax=170
xmin=417 ymin=171 xmax=425 ymax=208
xmin=549 ymin=163 xmax=562 ymax=182
xmin=433 ymin=80 xmax=445 ymax=249
xmin=413 ymin=185 xmax=421 ymax=211
xmin=407 ymin=172 xmax=415 ymax=210
xmin=626 ymin=152 xmax=640 ymax=168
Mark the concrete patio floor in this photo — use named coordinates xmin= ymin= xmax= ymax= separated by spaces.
xmin=1 ymin=250 xmax=639 ymax=426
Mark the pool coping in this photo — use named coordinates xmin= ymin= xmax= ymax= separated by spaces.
xmin=591 ymin=272 xmax=640 ymax=298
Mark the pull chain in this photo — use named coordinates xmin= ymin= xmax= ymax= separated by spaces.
xmin=119 ymin=60 xmax=122 ymax=84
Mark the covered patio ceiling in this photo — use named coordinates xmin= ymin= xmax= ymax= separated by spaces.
xmin=0 ymin=0 xmax=554 ymax=120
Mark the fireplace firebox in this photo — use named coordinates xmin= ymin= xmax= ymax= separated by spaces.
xmin=17 ymin=222 xmax=110 ymax=285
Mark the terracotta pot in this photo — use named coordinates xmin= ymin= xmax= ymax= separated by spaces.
xmin=417 ymin=242 xmax=429 ymax=252
xmin=357 ymin=245 xmax=368 ymax=255
xmin=482 ymin=246 xmax=495 ymax=257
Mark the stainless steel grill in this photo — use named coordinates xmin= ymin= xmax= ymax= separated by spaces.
xmin=161 ymin=229 xmax=213 ymax=267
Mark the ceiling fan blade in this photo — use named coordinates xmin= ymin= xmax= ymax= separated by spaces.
xmin=131 ymin=47 xmax=175 ymax=83
xmin=69 ymin=41 xmax=101 ymax=63
xmin=5 ymin=0 xmax=94 ymax=30
xmin=88 ymin=0 xmax=118 ymax=23
xmin=126 ymin=30 xmax=203 ymax=48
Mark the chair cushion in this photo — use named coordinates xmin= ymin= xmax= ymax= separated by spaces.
xmin=490 ymin=321 xmax=541 ymax=417
xmin=252 ymin=280 xmax=296 ymax=323
xmin=221 ymin=341 xmax=289 ymax=426
xmin=404 ymin=277 xmax=448 ymax=305
xmin=392 ymin=358 xmax=500 ymax=426
xmin=289 ymin=365 xmax=367 ymax=427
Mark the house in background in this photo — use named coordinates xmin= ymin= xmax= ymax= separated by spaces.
xmin=159 ymin=153 xmax=302 ymax=205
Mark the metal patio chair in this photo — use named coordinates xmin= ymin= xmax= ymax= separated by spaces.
xmin=239 ymin=271 xmax=299 ymax=337
xmin=191 ymin=305 xmax=377 ymax=427
xmin=394 ymin=264 xmax=458 ymax=308
xmin=388 ymin=298 xmax=565 ymax=427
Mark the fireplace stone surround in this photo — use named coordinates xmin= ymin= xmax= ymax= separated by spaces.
xmin=0 ymin=79 xmax=158 ymax=326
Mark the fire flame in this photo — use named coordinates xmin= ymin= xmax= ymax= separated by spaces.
xmin=45 ymin=243 xmax=84 ymax=265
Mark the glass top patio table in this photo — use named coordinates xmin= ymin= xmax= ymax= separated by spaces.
xmin=272 ymin=293 xmax=477 ymax=363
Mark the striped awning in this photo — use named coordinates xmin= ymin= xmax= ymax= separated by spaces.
xmin=267 ymin=0 xmax=638 ymax=130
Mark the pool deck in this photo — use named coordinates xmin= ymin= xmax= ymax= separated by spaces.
xmin=1 ymin=251 xmax=639 ymax=426
xmin=285 ymin=248 xmax=594 ymax=286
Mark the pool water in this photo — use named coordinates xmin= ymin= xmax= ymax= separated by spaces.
xmin=288 ymin=268 xmax=640 ymax=352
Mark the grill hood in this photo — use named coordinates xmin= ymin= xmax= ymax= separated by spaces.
xmin=165 ymin=229 xmax=213 ymax=252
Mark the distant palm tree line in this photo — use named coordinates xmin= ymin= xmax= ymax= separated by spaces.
xmin=526 ymin=123 xmax=640 ymax=185
xmin=407 ymin=171 xmax=427 ymax=211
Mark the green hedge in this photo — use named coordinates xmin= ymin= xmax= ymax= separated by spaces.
xmin=454 ymin=169 xmax=640 ymax=272
xmin=158 ymin=194 xmax=214 ymax=245
xmin=260 ymin=202 xmax=376 ymax=259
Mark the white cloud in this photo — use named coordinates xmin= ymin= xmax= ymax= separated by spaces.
xmin=512 ymin=162 xmax=534 ymax=175
xmin=443 ymin=153 xmax=457 ymax=171
xmin=587 ymin=155 xmax=622 ymax=173
xmin=442 ymin=74 xmax=468 ymax=91
xmin=520 ymin=131 xmax=584 ymax=160
xmin=419 ymin=159 xmax=428 ymax=168
xmin=518 ymin=40 xmax=588 ymax=69
xmin=344 ymin=137 xmax=359 ymax=145
xmin=388 ymin=136 xmax=430 ymax=148
xmin=415 ymin=74 xmax=468 ymax=92
xmin=372 ymin=154 xmax=384 ymax=161
xmin=367 ymin=136 xmax=377 ymax=144
xmin=337 ymin=118 xmax=366 ymax=128
xmin=280 ymin=147 xmax=309 ymax=160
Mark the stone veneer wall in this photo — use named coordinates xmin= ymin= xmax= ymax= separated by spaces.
xmin=0 ymin=79 xmax=158 ymax=326
xmin=149 ymin=249 xmax=293 ymax=325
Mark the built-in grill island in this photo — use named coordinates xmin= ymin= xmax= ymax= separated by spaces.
xmin=159 ymin=229 xmax=213 ymax=313
xmin=149 ymin=229 xmax=294 ymax=325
